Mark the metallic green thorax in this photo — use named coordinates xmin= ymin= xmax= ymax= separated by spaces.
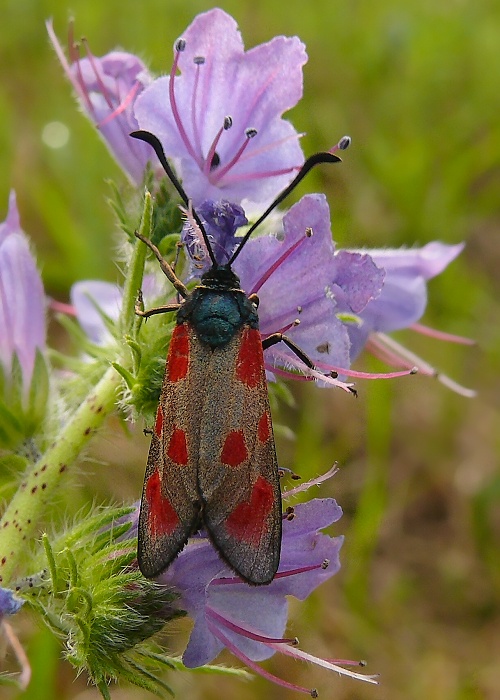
xmin=177 ymin=265 xmax=259 ymax=348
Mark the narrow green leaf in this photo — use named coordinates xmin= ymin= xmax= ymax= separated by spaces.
xmin=27 ymin=349 xmax=49 ymax=429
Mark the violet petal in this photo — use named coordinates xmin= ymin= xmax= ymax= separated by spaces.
xmin=135 ymin=8 xmax=306 ymax=205
xmin=0 ymin=193 xmax=45 ymax=389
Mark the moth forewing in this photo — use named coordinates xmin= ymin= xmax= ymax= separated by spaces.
xmin=198 ymin=326 xmax=282 ymax=584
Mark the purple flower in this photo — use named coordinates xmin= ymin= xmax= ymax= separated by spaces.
xmin=0 ymin=587 xmax=28 ymax=689
xmin=134 ymin=8 xmax=307 ymax=206
xmin=65 ymin=276 xmax=164 ymax=346
xmin=182 ymin=200 xmax=248 ymax=271
xmin=68 ymin=195 xmax=386 ymax=391
xmin=123 ymin=487 xmax=376 ymax=693
xmin=238 ymin=195 xmax=384 ymax=383
xmin=47 ymin=20 xmax=155 ymax=184
xmin=344 ymin=243 xmax=475 ymax=395
xmin=161 ymin=498 xmax=342 ymax=667
xmin=0 ymin=191 xmax=46 ymax=393
xmin=346 ymin=242 xmax=464 ymax=357
xmin=176 ymin=195 xmax=472 ymax=394
xmin=70 ymin=280 xmax=123 ymax=345
xmin=0 ymin=587 xmax=23 ymax=619
xmin=180 ymin=194 xmax=384 ymax=388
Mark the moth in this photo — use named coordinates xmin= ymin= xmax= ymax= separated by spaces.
xmin=131 ymin=130 xmax=343 ymax=584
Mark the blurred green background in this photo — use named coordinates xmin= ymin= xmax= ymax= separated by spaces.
xmin=1 ymin=0 xmax=499 ymax=698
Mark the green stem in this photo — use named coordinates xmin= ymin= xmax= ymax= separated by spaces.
xmin=119 ymin=191 xmax=152 ymax=336
xmin=0 ymin=365 xmax=121 ymax=585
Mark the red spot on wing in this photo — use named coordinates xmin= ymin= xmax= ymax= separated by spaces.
xmin=154 ymin=406 xmax=164 ymax=437
xmin=167 ymin=427 xmax=189 ymax=466
xmin=257 ymin=411 xmax=271 ymax=443
xmin=221 ymin=430 xmax=248 ymax=467
xmin=168 ymin=324 xmax=190 ymax=382
xmin=236 ymin=327 xmax=263 ymax=388
xmin=145 ymin=469 xmax=179 ymax=536
xmin=226 ymin=476 xmax=275 ymax=545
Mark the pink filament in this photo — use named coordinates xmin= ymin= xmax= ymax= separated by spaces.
xmin=169 ymin=47 xmax=199 ymax=163
xmin=206 ymin=619 xmax=315 ymax=695
xmin=206 ymin=606 xmax=296 ymax=645
xmin=251 ymin=234 xmax=310 ymax=295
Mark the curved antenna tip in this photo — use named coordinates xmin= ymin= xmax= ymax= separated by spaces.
xmin=338 ymin=135 xmax=351 ymax=150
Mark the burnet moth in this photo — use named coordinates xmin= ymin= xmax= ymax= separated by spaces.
xmin=131 ymin=129 xmax=347 ymax=585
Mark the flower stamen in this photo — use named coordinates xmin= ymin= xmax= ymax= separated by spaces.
xmin=313 ymin=358 xmax=418 ymax=381
xmin=410 ymin=322 xmax=475 ymax=345
xmin=169 ymin=39 xmax=199 ymax=164
xmin=367 ymin=332 xmax=476 ymax=397
xmin=272 ymin=562 xmax=330 ymax=579
xmin=206 ymin=618 xmax=317 ymax=696
xmin=210 ymin=128 xmax=258 ymax=184
xmin=49 ymin=299 xmax=77 ymax=316
xmin=283 ymin=464 xmax=339 ymax=498
xmin=81 ymin=37 xmax=115 ymax=112
xmin=329 ymin=135 xmax=351 ymax=154
xmin=2 ymin=621 xmax=31 ymax=690
xmin=191 ymin=56 xmax=205 ymax=158
xmin=268 ymin=642 xmax=378 ymax=685
xmin=268 ymin=348 xmax=355 ymax=392
xmin=205 ymin=606 xmax=297 ymax=645
xmin=98 ymin=81 xmax=141 ymax=128
xmin=204 ymin=116 xmax=233 ymax=176
xmin=250 ymin=227 xmax=313 ymax=296
xmin=72 ymin=42 xmax=96 ymax=116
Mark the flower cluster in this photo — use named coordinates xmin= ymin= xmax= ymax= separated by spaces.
xmin=48 ymin=8 xmax=471 ymax=394
xmin=0 ymin=6 xmax=474 ymax=699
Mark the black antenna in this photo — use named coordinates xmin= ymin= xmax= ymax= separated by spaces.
xmin=130 ymin=130 xmax=217 ymax=267
xmin=132 ymin=129 xmax=350 ymax=270
xmin=228 ymin=148 xmax=345 ymax=266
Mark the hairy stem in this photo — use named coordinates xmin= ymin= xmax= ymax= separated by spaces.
xmin=0 ymin=366 xmax=121 ymax=584
xmin=119 ymin=190 xmax=152 ymax=336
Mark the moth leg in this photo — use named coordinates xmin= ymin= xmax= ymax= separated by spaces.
xmin=135 ymin=231 xmax=188 ymax=298
xmin=135 ymin=289 xmax=181 ymax=319
xmin=171 ymin=240 xmax=184 ymax=273
xmin=263 ymin=331 xmax=357 ymax=395
xmin=135 ymin=304 xmax=181 ymax=319
xmin=262 ymin=332 xmax=314 ymax=369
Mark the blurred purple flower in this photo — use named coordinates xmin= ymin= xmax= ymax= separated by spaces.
xmin=0 ymin=587 xmax=23 ymax=619
xmin=345 ymin=243 xmax=475 ymax=395
xmin=0 ymin=587 xmax=28 ymax=689
xmin=65 ymin=276 xmax=163 ymax=346
xmin=122 ymin=493 xmax=376 ymax=693
xmin=47 ymin=20 xmax=155 ymax=184
xmin=70 ymin=280 xmax=123 ymax=345
xmin=346 ymin=242 xmax=464 ymax=358
xmin=134 ymin=8 xmax=307 ymax=206
xmin=0 ymin=191 xmax=46 ymax=393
